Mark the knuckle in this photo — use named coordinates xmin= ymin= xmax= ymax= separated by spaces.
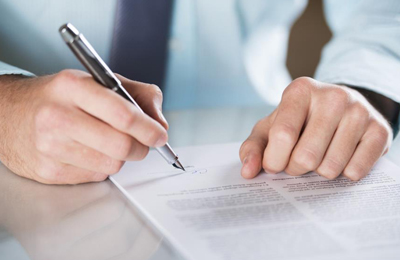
xmin=36 ymin=104 xmax=63 ymax=126
xmin=292 ymin=76 xmax=314 ymax=87
xmin=284 ymin=77 xmax=313 ymax=97
xmin=118 ymin=109 xmax=138 ymax=131
xmin=145 ymin=127 xmax=164 ymax=146
xmin=114 ymin=135 xmax=134 ymax=160
xmin=292 ymin=148 xmax=319 ymax=171
xmin=55 ymin=69 xmax=80 ymax=85
xmin=323 ymin=89 xmax=349 ymax=114
xmin=35 ymin=137 xmax=56 ymax=156
xmin=240 ymin=138 xmax=257 ymax=152
xmin=149 ymin=84 xmax=163 ymax=98
xmin=53 ymin=70 xmax=88 ymax=93
xmin=270 ymin=124 xmax=298 ymax=145
xmin=134 ymin=146 xmax=150 ymax=161
xmin=343 ymin=163 xmax=366 ymax=181
xmin=239 ymin=140 xmax=252 ymax=158
xmin=35 ymin=104 xmax=68 ymax=131
xmin=367 ymin=123 xmax=390 ymax=146
xmin=115 ymin=137 xmax=150 ymax=161
xmin=328 ymin=87 xmax=349 ymax=103
xmin=91 ymin=173 xmax=108 ymax=182
xmin=262 ymin=159 xmax=282 ymax=174
xmin=349 ymin=103 xmax=370 ymax=121
xmin=350 ymin=102 xmax=369 ymax=116
xmin=106 ymin=159 xmax=124 ymax=175
xmin=239 ymin=136 xmax=267 ymax=160
xmin=36 ymin=163 xmax=61 ymax=184
xmin=374 ymin=125 xmax=390 ymax=143
xmin=317 ymin=158 xmax=343 ymax=179
xmin=35 ymin=104 xmax=56 ymax=127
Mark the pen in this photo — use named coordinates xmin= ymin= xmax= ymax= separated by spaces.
xmin=59 ymin=23 xmax=185 ymax=171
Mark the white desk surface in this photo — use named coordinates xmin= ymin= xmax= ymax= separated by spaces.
xmin=1 ymin=105 xmax=399 ymax=260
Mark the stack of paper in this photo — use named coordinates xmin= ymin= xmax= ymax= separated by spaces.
xmin=111 ymin=143 xmax=400 ymax=260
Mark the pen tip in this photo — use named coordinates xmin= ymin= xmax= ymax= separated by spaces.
xmin=173 ymin=160 xmax=185 ymax=171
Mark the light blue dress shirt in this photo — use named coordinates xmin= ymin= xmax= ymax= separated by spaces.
xmin=0 ymin=0 xmax=400 ymax=122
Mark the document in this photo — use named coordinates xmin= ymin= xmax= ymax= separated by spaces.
xmin=110 ymin=143 xmax=400 ymax=260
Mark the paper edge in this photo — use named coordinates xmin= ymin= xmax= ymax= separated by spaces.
xmin=109 ymin=176 xmax=196 ymax=260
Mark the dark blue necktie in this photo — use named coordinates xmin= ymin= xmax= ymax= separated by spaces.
xmin=110 ymin=0 xmax=173 ymax=89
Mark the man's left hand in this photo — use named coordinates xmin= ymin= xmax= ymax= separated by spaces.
xmin=240 ymin=77 xmax=393 ymax=180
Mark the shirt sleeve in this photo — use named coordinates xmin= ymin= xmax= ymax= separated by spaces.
xmin=0 ymin=61 xmax=35 ymax=77
xmin=315 ymin=0 xmax=400 ymax=134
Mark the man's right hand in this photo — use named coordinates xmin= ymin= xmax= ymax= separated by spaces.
xmin=0 ymin=70 xmax=169 ymax=184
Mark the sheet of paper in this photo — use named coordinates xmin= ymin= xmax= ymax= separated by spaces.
xmin=110 ymin=143 xmax=400 ymax=260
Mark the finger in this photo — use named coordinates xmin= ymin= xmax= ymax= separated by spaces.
xmin=67 ymin=75 xmax=168 ymax=147
xmin=239 ymin=115 xmax=274 ymax=179
xmin=35 ymin=158 xmax=108 ymax=185
xmin=43 ymin=138 xmax=125 ymax=175
xmin=286 ymin=88 xmax=347 ymax=176
xmin=316 ymin=105 xmax=369 ymax=179
xmin=117 ymin=75 xmax=169 ymax=130
xmin=262 ymin=81 xmax=310 ymax=173
xmin=64 ymin=108 xmax=149 ymax=161
xmin=343 ymin=122 xmax=390 ymax=181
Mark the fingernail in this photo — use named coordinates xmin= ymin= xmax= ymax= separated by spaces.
xmin=241 ymin=156 xmax=253 ymax=177
xmin=243 ymin=157 xmax=248 ymax=165
xmin=155 ymin=133 xmax=168 ymax=147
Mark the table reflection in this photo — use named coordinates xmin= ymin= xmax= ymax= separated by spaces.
xmin=0 ymin=163 xmax=182 ymax=260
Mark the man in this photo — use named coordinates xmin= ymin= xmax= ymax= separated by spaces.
xmin=0 ymin=0 xmax=399 ymax=184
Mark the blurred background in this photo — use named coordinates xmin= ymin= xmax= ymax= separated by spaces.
xmin=0 ymin=0 xmax=332 ymax=94
xmin=286 ymin=0 xmax=331 ymax=79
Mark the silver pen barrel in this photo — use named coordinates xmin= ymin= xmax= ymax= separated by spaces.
xmin=156 ymin=144 xmax=178 ymax=164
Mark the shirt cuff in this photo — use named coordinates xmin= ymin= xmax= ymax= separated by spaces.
xmin=315 ymin=49 xmax=400 ymax=139
xmin=0 ymin=61 xmax=35 ymax=77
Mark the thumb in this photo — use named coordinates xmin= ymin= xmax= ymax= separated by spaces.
xmin=239 ymin=112 xmax=275 ymax=179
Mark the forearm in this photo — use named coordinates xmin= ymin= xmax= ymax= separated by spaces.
xmin=0 ymin=74 xmax=34 ymax=108
xmin=0 ymin=75 xmax=36 ymax=165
